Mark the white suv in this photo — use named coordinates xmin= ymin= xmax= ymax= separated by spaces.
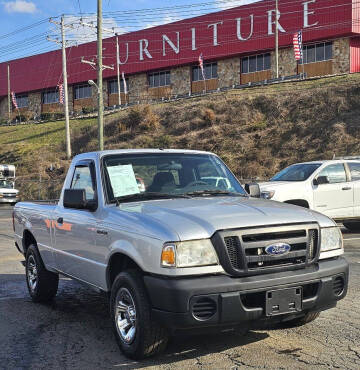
xmin=259 ymin=158 xmax=360 ymax=231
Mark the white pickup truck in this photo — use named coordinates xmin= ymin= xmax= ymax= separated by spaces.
xmin=259 ymin=159 xmax=360 ymax=231
xmin=0 ymin=164 xmax=19 ymax=204
xmin=13 ymin=150 xmax=348 ymax=359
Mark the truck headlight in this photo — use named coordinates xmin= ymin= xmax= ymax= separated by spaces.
xmin=319 ymin=227 xmax=343 ymax=259
xmin=161 ymin=239 xmax=218 ymax=268
xmin=261 ymin=190 xmax=275 ymax=200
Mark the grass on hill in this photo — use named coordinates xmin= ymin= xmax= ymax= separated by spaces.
xmin=1 ymin=73 xmax=360 ymax=200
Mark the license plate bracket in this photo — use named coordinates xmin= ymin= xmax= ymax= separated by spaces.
xmin=265 ymin=287 xmax=302 ymax=316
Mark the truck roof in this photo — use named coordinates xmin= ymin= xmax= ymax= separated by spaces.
xmin=72 ymin=149 xmax=214 ymax=161
xmin=289 ymin=158 xmax=360 ymax=166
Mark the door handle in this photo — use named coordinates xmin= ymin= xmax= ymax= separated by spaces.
xmin=57 ymin=217 xmax=64 ymax=224
xmin=342 ymin=187 xmax=351 ymax=191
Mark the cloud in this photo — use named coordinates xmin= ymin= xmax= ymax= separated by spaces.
xmin=3 ymin=0 xmax=37 ymax=13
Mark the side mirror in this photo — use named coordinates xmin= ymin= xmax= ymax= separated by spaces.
xmin=63 ymin=189 xmax=97 ymax=211
xmin=246 ymin=183 xmax=261 ymax=198
xmin=313 ymin=176 xmax=329 ymax=186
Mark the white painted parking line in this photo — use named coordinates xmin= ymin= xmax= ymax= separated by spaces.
xmin=344 ymin=237 xmax=360 ymax=241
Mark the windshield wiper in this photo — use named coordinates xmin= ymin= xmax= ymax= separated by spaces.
xmin=114 ymin=192 xmax=191 ymax=204
xmin=185 ymin=190 xmax=247 ymax=197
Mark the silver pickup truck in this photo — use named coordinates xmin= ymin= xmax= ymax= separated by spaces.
xmin=13 ymin=149 xmax=348 ymax=359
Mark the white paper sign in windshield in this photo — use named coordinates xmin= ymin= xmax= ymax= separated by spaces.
xmin=107 ymin=165 xmax=140 ymax=198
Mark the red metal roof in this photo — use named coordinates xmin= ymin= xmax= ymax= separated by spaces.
xmin=0 ymin=0 xmax=358 ymax=97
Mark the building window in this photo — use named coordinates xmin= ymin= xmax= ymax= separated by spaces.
xmin=15 ymin=94 xmax=28 ymax=108
xmin=148 ymin=71 xmax=171 ymax=88
xmin=108 ymin=79 xmax=129 ymax=94
xmin=192 ymin=62 xmax=218 ymax=81
xmin=300 ymin=42 xmax=333 ymax=64
xmin=241 ymin=53 xmax=271 ymax=74
xmin=74 ymin=84 xmax=92 ymax=100
xmin=42 ymin=90 xmax=59 ymax=104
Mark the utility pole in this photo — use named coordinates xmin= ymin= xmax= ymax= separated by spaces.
xmin=7 ymin=65 xmax=11 ymax=122
xmin=116 ymin=36 xmax=122 ymax=106
xmin=275 ymin=0 xmax=279 ymax=78
xmin=61 ymin=16 xmax=71 ymax=159
xmin=48 ymin=16 xmax=72 ymax=159
xmin=97 ymin=0 xmax=104 ymax=151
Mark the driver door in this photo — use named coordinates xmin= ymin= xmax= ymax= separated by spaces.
xmin=313 ymin=163 xmax=353 ymax=219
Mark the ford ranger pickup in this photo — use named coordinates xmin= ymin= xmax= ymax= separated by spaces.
xmin=13 ymin=149 xmax=348 ymax=359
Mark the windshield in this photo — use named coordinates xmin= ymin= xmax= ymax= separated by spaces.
xmin=271 ymin=163 xmax=322 ymax=182
xmin=0 ymin=180 xmax=14 ymax=189
xmin=103 ymin=153 xmax=246 ymax=203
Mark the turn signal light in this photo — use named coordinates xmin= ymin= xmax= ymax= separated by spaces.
xmin=161 ymin=245 xmax=176 ymax=267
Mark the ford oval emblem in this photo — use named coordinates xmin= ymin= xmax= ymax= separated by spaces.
xmin=265 ymin=243 xmax=291 ymax=256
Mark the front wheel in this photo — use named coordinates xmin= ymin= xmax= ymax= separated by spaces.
xmin=343 ymin=221 xmax=360 ymax=232
xmin=25 ymin=244 xmax=59 ymax=302
xmin=110 ymin=270 xmax=168 ymax=360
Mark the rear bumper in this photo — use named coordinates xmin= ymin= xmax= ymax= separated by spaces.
xmin=144 ymin=257 xmax=349 ymax=330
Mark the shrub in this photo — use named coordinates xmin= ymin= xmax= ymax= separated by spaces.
xmin=202 ymin=108 xmax=216 ymax=124
xmin=40 ymin=112 xmax=53 ymax=121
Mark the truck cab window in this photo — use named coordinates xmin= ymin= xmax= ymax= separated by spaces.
xmin=318 ymin=164 xmax=347 ymax=184
xmin=71 ymin=166 xmax=95 ymax=200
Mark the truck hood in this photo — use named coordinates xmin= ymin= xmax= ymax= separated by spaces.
xmin=118 ymin=196 xmax=334 ymax=241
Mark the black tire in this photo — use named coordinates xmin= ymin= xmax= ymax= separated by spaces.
xmin=343 ymin=222 xmax=360 ymax=232
xmin=110 ymin=270 xmax=168 ymax=360
xmin=282 ymin=312 xmax=320 ymax=328
xmin=25 ymin=244 xmax=59 ymax=303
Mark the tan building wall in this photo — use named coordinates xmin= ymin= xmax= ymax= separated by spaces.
xmin=172 ymin=66 xmax=191 ymax=95
xmin=128 ymin=73 xmax=148 ymax=103
xmin=218 ymin=57 xmax=240 ymax=88
xmin=271 ymin=47 xmax=298 ymax=78
xmin=333 ymin=38 xmax=350 ymax=74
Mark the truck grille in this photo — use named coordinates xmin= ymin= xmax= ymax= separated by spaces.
xmin=212 ymin=223 xmax=319 ymax=277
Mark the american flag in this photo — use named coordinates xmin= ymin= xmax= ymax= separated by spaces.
xmin=198 ymin=53 xmax=205 ymax=80
xmin=58 ymin=84 xmax=64 ymax=104
xmin=11 ymin=92 xmax=18 ymax=109
xmin=122 ymin=71 xmax=127 ymax=95
xmin=293 ymin=31 xmax=303 ymax=61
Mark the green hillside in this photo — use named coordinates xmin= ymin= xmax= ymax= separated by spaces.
xmin=1 ymin=73 xmax=360 ymax=200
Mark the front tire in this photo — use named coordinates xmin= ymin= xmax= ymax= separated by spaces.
xmin=25 ymin=244 xmax=59 ymax=302
xmin=343 ymin=221 xmax=360 ymax=232
xmin=110 ymin=270 xmax=168 ymax=360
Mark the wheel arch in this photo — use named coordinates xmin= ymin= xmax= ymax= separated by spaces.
xmin=284 ymin=199 xmax=310 ymax=209
xmin=106 ymin=252 xmax=143 ymax=291
xmin=22 ymin=229 xmax=37 ymax=255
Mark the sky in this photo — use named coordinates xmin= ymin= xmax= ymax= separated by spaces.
xmin=0 ymin=0 xmax=260 ymax=62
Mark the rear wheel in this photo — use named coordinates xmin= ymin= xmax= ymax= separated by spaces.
xmin=25 ymin=244 xmax=59 ymax=302
xmin=282 ymin=312 xmax=320 ymax=328
xmin=110 ymin=270 xmax=168 ymax=360
xmin=343 ymin=221 xmax=360 ymax=232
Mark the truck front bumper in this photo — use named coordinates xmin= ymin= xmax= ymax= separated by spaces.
xmin=144 ymin=257 xmax=348 ymax=330
xmin=0 ymin=197 xmax=19 ymax=204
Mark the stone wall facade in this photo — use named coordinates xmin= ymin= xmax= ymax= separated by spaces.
xmin=128 ymin=73 xmax=148 ymax=103
xmin=171 ymin=66 xmax=191 ymax=95
xmin=271 ymin=47 xmax=298 ymax=78
xmin=218 ymin=57 xmax=241 ymax=88
xmin=333 ymin=38 xmax=350 ymax=74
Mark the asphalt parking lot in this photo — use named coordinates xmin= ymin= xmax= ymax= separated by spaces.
xmin=0 ymin=206 xmax=359 ymax=369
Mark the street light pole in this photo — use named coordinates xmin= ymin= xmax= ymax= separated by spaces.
xmin=97 ymin=0 xmax=104 ymax=151
xmin=275 ymin=0 xmax=279 ymax=78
